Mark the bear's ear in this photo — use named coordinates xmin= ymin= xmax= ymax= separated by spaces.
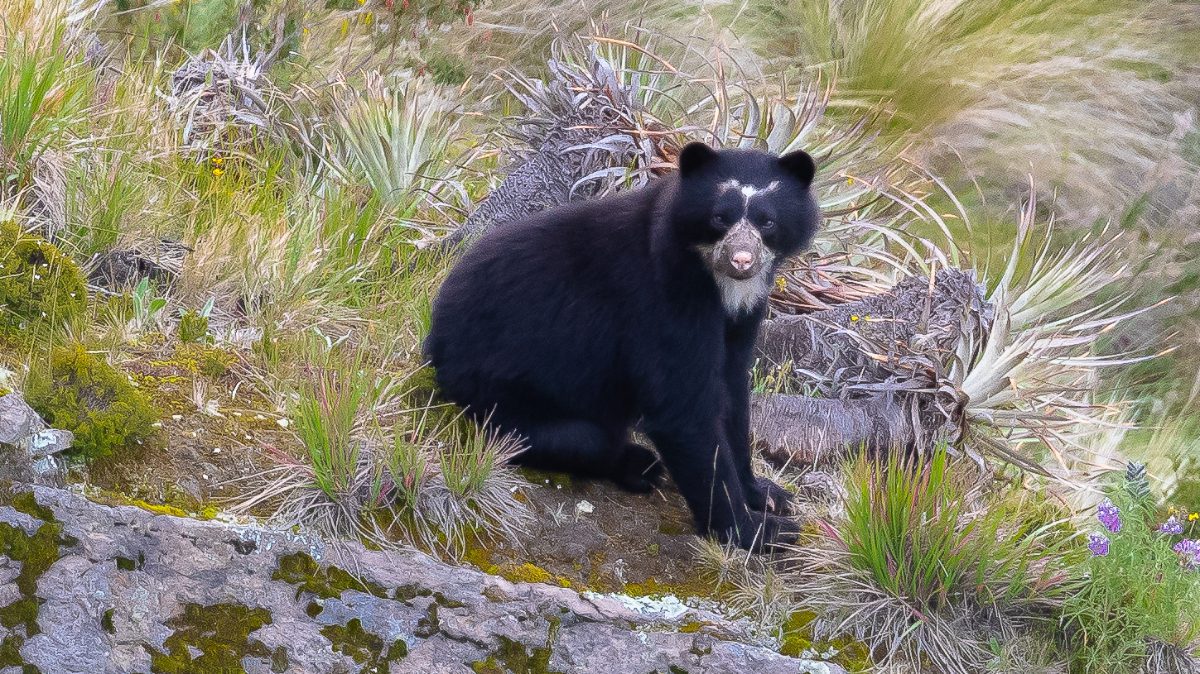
xmin=779 ymin=149 xmax=816 ymax=187
xmin=678 ymin=142 xmax=719 ymax=177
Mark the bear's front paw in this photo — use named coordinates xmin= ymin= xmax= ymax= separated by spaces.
xmin=732 ymin=512 xmax=799 ymax=554
xmin=746 ymin=476 xmax=796 ymax=516
xmin=613 ymin=443 xmax=664 ymax=493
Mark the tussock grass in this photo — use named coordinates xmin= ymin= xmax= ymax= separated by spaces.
xmin=736 ymin=0 xmax=1200 ymax=228
xmin=785 ymin=446 xmax=1079 ymax=673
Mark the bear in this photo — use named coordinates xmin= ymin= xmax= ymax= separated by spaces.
xmin=424 ymin=142 xmax=820 ymax=550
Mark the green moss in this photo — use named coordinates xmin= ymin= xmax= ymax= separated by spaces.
xmin=470 ymin=635 xmax=561 ymax=674
xmin=183 ymin=343 xmax=236 ymax=379
xmin=516 ymin=468 xmax=573 ymax=490
xmin=25 ymin=345 xmax=159 ymax=461
xmin=272 ymin=552 xmax=388 ymax=600
xmin=320 ymin=618 xmax=407 ymax=673
xmin=270 ymin=646 xmax=289 ymax=673
xmin=393 ymin=584 xmax=433 ymax=602
xmin=177 ymin=310 xmax=210 ymax=344
xmin=149 ymin=603 xmax=274 ymax=674
xmin=101 ymin=609 xmax=115 ymax=634
xmin=130 ymin=501 xmax=188 ymax=518
xmin=0 ymin=220 xmax=86 ymax=340
xmin=677 ymin=621 xmax=711 ymax=634
xmin=622 ymin=573 xmax=713 ymax=600
xmin=414 ymin=602 xmax=439 ymax=638
xmin=116 ymin=556 xmax=136 ymax=571
xmin=88 ymin=490 xmax=206 ymax=521
xmin=779 ymin=611 xmax=872 ymax=671
xmin=462 ymin=544 xmax=499 ymax=574
xmin=304 ymin=601 xmax=323 ymax=618
xmin=0 ymin=635 xmax=20 ymax=667
xmin=10 ymin=492 xmax=54 ymax=523
xmin=495 ymin=563 xmax=572 ymax=588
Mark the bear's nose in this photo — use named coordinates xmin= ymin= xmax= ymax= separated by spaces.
xmin=732 ymin=251 xmax=754 ymax=271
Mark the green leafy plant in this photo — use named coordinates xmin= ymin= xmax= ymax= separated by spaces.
xmin=25 ymin=344 xmax=159 ymax=461
xmin=127 ymin=277 xmax=168 ymax=335
xmin=0 ymin=219 xmax=86 ymax=339
xmin=1061 ymin=464 xmax=1200 ymax=673
xmin=786 ymin=446 xmax=1078 ymax=672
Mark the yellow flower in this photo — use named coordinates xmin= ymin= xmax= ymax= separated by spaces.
xmin=850 ymin=314 xmax=860 ymax=322
xmin=211 ymin=156 xmax=224 ymax=166
xmin=212 ymin=167 xmax=225 ymax=177
xmin=774 ymin=277 xmax=787 ymax=292
xmin=846 ymin=177 xmax=854 ymax=185
xmin=1190 ymin=512 xmax=1199 ymax=522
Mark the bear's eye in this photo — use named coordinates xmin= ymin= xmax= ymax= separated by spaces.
xmin=712 ymin=213 xmax=730 ymax=226
xmin=761 ymin=219 xmax=777 ymax=231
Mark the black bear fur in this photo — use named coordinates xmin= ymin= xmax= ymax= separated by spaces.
xmin=425 ymin=143 xmax=820 ymax=550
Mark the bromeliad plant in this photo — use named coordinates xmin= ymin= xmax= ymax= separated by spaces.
xmin=786 ymin=445 xmax=1078 ymax=673
xmin=1062 ymin=463 xmax=1200 ymax=673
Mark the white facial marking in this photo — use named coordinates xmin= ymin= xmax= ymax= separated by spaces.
xmin=707 ymin=179 xmax=782 ymax=315
xmin=714 ymin=247 xmax=776 ymax=315
xmin=719 ymin=179 xmax=782 ymax=211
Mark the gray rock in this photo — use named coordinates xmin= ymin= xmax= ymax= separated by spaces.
xmin=0 ymin=393 xmax=46 ymax=445
xmin=0 ymin=485 xmax=847 ymax=674
xmin=0 ymin=393 xmax=70 ymax=484
xmin=22 ymin=428 xmax=74 ymax=457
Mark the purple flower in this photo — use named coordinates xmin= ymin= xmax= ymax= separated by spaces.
xmin=1097 ymin=499 xmax=1122 ymax=533
xmin=1088 ymin=533 xmax=1110 ymax=557
xmin=1159 ymin=515 xmax=1184 ymax=535
xmin=1173 ymin=539 xmax=1200 ymax=570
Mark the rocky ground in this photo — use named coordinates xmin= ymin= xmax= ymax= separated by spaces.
xmin=0 ymin=484 xmax=844 ymax=674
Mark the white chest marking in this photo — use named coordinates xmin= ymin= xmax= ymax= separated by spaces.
xmin=714 ymin=255 xmax=775 ymax=315
xmin=697 ymin=243 xmax=777 ymax=316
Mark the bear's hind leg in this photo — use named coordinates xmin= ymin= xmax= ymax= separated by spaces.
xmin=505 ymin=418 xmax=663 ymax=493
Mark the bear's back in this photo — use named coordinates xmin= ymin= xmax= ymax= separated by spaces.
xmin=425 ymin=183 xmax=667 ymax=414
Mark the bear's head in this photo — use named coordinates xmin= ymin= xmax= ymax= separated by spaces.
xmin=670 ymin=142 xmax=820 ymax=314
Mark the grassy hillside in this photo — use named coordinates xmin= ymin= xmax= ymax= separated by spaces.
xmin=2 ymin=0 xmax=1199 ymax=671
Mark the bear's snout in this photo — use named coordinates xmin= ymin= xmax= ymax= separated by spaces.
xmin=712 ymin=222 xmax=766 ymax=281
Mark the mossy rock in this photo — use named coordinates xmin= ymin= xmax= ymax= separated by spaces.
xmin=0 ymin=220 xmax=86 ymax=339
xmin=25 ymin=345 xmax=159 ymax=461
xmin=149 ymin=602 xmax=277 ymax=674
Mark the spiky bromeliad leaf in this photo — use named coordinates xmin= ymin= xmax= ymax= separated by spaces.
xmin=753 ymin=189 xmax=1160 ymax=483
xmin=168 ymin=33 xmax=285 ymax=159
